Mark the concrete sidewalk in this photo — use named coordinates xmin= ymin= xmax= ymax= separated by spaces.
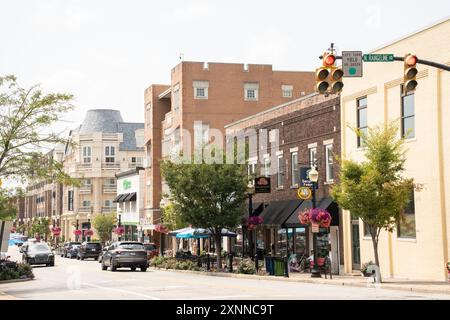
xmin=151 ymin=267 xmax=450 ymax=296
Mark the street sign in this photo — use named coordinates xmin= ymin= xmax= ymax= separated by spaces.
xmin=300 ymin=167 xmax=318 ymax=189
xmin=363 ymin=54 xmax=395 ymax=62
xmin=297 ymin=187 xmax=312 ymax=200
xmin=255 ymin=177 xmax=271 ymax=194
xmin=342 ymin=51 xmax=363 ymax=77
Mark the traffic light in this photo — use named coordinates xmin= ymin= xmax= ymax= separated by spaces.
xmin=404 ymin=54 xmax=418 ymax=93
xmin=315 ymin=53 xmax=344 ymax=94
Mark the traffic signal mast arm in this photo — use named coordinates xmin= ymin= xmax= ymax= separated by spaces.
xmin=319 ymin=55 xmax=450 ymax=72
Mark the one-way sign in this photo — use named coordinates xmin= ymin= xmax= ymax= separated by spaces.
xmin=342 ymin=51 xmax=363 ymax=77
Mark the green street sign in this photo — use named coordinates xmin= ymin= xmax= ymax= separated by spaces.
xmin=363 ymin=54 xmax=395 ymax=62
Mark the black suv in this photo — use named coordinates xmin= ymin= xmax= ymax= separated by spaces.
xmin=77 ymin=242 xmax=102 ymax=260
xmin=61 ymin=242 xmax=81 ymax=258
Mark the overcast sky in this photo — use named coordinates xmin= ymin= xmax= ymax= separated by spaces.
xmin=1 ymin=1 xmax=449 ymax=130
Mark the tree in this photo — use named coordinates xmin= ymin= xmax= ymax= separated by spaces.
xmin=30 ymin=217 xmax=51 ymax=241
xmin=161 ymin=202 xmax=188 ymax=231
xmin=161 ymin=159 xmax=248 ymax=269
xmin=331 ymin=123 xmax=414 ymax=281
xmin=0 ymin=189 xmax=18 ymax=221
xmin=0 ymin=75 xmax=77 ymax=184
xmin=92 ymin=213 xmax=116 ymax=244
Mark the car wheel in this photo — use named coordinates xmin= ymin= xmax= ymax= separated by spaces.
xmin=101 ymin=261 xmax=107 ymax=271
xmin=130 ymin=267 xmax=136 ymax=271
xmin=80 ymin=256 xmax=84 ymax=261
xmin=140 ymin=267 xmax=147 ymax=272
xmin=110 ymin=259 xmax=117 ymax=272
xmin=49 ymin=262 xmax=55 ymax=267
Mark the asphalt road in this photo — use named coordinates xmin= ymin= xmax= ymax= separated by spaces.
xmin=1 ymin=246 xmax=449 ymax=300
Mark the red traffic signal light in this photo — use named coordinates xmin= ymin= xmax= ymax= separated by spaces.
xmin=323 ymin=54 xmax=336 ymax=67
xmin=404 ymin=54 xmax=418 ymax=93
xmin=405 ymin=54 xmax=418 ymax=67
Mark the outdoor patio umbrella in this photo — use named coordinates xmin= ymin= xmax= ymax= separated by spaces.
xmin=168 ymin=227 xmax=193 ymax=237
xmin=8 ymin=238 xmax=25 ymax=246
xmin=175 ymin=228 xmax=210 ymax=239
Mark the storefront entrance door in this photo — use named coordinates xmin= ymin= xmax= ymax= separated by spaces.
xmin=351 ymin=222 xmax=361 ymax=270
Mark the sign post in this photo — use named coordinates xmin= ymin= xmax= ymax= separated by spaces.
xmin=342 ymin=51 xmax=363 ymax=77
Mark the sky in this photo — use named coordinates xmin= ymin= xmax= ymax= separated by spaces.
xmin=1 ymin=0 xmax=449 ymax=131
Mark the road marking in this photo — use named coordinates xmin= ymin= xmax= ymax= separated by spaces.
xmin=82 ymin=283 xmax=161 ymax=300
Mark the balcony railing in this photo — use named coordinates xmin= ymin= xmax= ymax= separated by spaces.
xmin=103 ymin=184 xmax=117 ymax=193
xmin=129 ymin=162 xmax=143 ymax=169
xmin=77 ymin=163 xmax=92 ymax=170
xmin=102 ymin=163 xmax=120 ymax=169
xmin=79 ymin=185 xmax=92 ymax=193
xmin=102 ymin=207 xmax=115 ymax=213
xmin=78 ymin=206 xmax=93 ymax=213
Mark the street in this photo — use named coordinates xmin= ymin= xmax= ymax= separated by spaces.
xmin=1 ymin=246 xmax=449 ymax=300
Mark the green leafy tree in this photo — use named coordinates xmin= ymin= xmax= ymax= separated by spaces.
xmin=0 ymin=189 xmax=18 ymax=221
xmin=0 ymin=75 xmax=77 ymax=185
xmin=92 ymin=213 xmax=116 ymax=244
xmin=30 ymin=217 xmax=51 ymax=241
xmin=161 ymin=202 xmax=188 ymax=231
xmin=331 ymin=123 xmax=414 ymax=281
xmin=161 ymin=158 xmax=248 ymax=268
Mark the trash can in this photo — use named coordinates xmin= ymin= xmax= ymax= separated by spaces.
xmin=273 ymin=258 xmax=285 ymax=277
xmin=265 ymin=256 xmax=274 ymax=276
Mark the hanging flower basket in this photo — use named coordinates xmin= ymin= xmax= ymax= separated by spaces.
xmin=298 ymin=208 xmax=332 ymax=228
xmin=84 ymin=229 xmax=94 ymax=236
xmin=155 ymin=224 xmax=169 ymax=234
xmin=73 ymin=229 xmax=82 ymax=236
xmin=114 ymin=226 xmax=125 ymax=235
xmin=52 ymin=227 xmax=61 ymax=236
xmin=247 ymin=224 xmax=256 ymax=231
xmin=248 ymin=216 xmax=263 ymax=226
xmin=10 ymin=226 xmax=16 ymax=233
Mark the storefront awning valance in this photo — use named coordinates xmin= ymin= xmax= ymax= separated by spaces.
xmin=259 ymin=200 xmax=302 ymax=226
xmin=123 ymin=192 xmax=137 ymax=202
xmin=113 ymin=194 xmax=126 ymax=203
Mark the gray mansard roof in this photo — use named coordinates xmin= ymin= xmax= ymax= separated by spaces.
xmin=73 ymin=109 xmax=144 ymax=151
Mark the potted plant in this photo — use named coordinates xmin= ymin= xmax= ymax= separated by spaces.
xmin=361 ymin=261 xmax=376 ymax=277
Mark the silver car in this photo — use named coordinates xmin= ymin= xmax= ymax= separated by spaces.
xmin=101 ymin=241 xmax=148 ymax=272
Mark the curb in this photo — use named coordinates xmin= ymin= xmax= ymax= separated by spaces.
xmin=150 ymin=267 xmax=450 ymax=296
xmin=0 ymin=278 xmax=34 ymax=285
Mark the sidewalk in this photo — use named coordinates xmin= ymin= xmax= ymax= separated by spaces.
xmin=151 ymin=267 xmax=450 ymax=296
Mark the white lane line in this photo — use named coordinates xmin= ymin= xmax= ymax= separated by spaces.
xmin=82 ymin=283 xmax=161 ymax=300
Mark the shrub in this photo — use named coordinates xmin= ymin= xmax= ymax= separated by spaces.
xmin=0 ymin=261 xmax=34 ymax=281
xmin=237 ymin=258 xmax=256 ymax=275
xmin=16 ymin=263 xmax=34 ymax=279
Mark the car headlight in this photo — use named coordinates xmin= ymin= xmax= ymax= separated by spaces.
xmin=49 ymin=253 xmax=54 ymax=257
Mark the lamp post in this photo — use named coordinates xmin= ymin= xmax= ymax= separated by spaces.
xmin=87 ymin=213 xmax=91 ymax=242
xmin=117 ymin=208 xmax=122 ymax=241
xmin=308 ymin=166 xmax=321 ymax=278
xmin=75 ymin=214 xmax=80 ymax=242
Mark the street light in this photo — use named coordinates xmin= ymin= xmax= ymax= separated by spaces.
xmin=117 ymin=208 xmax=122 ymax=241
xmin=309 ymin=166 xmax=321 ymax=278
xmin=76 ymin=214 xmax=80 ymax=242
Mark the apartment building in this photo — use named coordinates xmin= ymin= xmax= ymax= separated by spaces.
xmin=61 ymin=109 xmax=144 ymax=241
xmin=340 ymin=18 xmax=450 ymax=281
xmin=22 ymin=145 xmax=65 ymax=231
xmin=225 ymin=93 xmax=342 ymax=274
xmin=143 ymin=61 xmax=315 ymax=233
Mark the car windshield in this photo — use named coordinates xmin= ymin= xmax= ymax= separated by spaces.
xmin=118 ymin=243 xmax=144 ymax=250
xmin=29 ymin=244 xmax=50 ymax=252
xmin=144 ymin=244 xmax=156 ymax=250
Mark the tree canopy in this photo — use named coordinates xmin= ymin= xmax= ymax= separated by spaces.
xmin=92 ymin=213 xmax=116 ymax=244
xmin=331 ymin=123 xmax=414 ymax=280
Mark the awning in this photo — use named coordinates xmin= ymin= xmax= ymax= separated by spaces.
xmin=123 ymin=192 xmax=137 ymax=202
xmin=118 ymin=193 xmax=130 ymax=203
xmin=283 ymin=197 xmax=339 ymax=227
xmin=259 ymin=200 xmax=302 ymax=226
xmin=112 ymin=194 xmax=125 ymax=203
xmin=242 ymin=202 xmax=264 ymax=219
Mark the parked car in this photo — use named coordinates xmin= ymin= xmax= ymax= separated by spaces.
xmin=66 ymin=244 xmax=80 ymax=259
xmin=98 ymin=245 xmax=109 ymax=263
xmin=61 ymin=242 xmax=81 ymax=257
xmin=77 ymin=242 xmax=102 ymax=260
xmin=101 ymin=241 xmax=148 ymax=272
xmin=21 ymin=242 xmax=55 ymax=266
xmin=143 ymin=243 xmax=159 ymax=260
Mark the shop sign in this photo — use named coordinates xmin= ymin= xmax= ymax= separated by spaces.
xmin=123 ymin=179 xmax=132 ymax=190
xmin=255 ymin=177 xmax=271 ymax=194
xmin=297 ymin=187 xmax=312 ymax=200
xmin=311 ymin=223 xmax=320 ymax=233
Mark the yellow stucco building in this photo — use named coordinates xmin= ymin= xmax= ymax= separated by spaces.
xmin=341 ymin=18 xmax=450 ymax=281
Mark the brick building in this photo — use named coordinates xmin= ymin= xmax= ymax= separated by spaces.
xmin=225 ymin=93 xmax=343 ymax=274
xmin=143 ymin=61 xmax=315 ymax=239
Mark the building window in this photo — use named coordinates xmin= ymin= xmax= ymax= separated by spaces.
xmin=325 ymin=144 xmax=334 ymax=182
xmin=145 ymin=103 xmax=152 ymax=128
xmin=193 ymin=81 xmax=209 ymax=99
xmin=401 ymin=89 xmax=415 ymax=139
xmin=309 ymin=147 xmax=317 ymax=169
xmin=172 ymin=84 xmax=180 ymax=111
xmin=397 ymin=189 xmax=416 ymax=238
xmin=264 ymin=157 xmax=271 ymax=177
xmin=282 ymin=85 xmax=293 ymax=98
xmin=68 ymin=191 xmax=74 ymax=211
xmin=244 ymin=83 xmax=259 ymax=101
xmin=291 ymin=152 xmax=299 ymax=187
xmin=105 ymin=146 xmax=115 ymax=163
xmin=104 ymin=200 xmax=112 ymax=208
xmin=82 ymin=146 xmax=91 ymax=163
xmin=357 ymin=97 xmax=368 ymax=147
xmin=83 ymin=179 xmax=91 ymax=186
xmin=277 ymin=155 xmax=285 ymax=188
xmin=106 ymin=178 xmax=115 ymax=186
xmin=247 ymin=162 xmax=257 ymax=187
xmin=82 ymin=200 xmax=91 ymax=208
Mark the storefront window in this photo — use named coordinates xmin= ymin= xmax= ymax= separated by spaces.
xmin=294 ymin=228 xmax=307 ymax=255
